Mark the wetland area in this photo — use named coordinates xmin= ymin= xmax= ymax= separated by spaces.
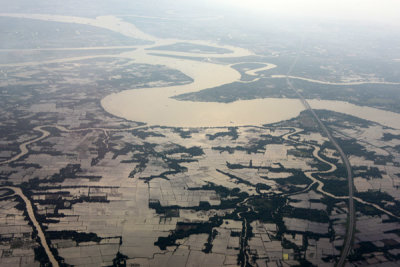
xmin=1 ymin=2 xmax=400 ymax=267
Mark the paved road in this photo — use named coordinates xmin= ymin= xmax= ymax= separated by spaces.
xmin=286 ymin=49 xmax=355 ymax=266
xmin=289 ymin=80 xmax=355 ymax=266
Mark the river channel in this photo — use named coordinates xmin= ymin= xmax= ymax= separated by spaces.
xmin=2 ymin=13 xmax=400 ymax=129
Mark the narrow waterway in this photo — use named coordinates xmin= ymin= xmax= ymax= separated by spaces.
xmin=3 ymin=186 xmax=59 ymax=267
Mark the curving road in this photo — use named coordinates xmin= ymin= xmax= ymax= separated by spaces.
xmin=286 ymin=76 xmax=355 ymax=266
xmin=281 ymin=127 xmax=400 ymax=219
xmin=284 ymin=43 xmax=354 ymax=266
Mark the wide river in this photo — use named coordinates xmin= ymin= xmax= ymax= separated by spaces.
xmin=102 ymin=45 xmax=400 ymax=128
xmin=2 ymin=13 xmax=400 ymax=128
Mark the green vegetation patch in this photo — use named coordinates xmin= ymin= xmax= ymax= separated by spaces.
xmin=281 ymin=207 xmax=329 ymax=223
xmin=147 ymin=42 xmax=231 ymax=54
xmin=154 ymin=218 xmax=222 ymax=250
xmin=207 ymin=127 xmax=238 ymax=140
xmin=45 ymin=231 xmax=102 ymax=244
xmin=248 ymin=196 xmax=286 ymax=222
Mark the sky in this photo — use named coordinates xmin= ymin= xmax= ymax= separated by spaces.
xmin=204 ymin=0 xmax=400 ymax=26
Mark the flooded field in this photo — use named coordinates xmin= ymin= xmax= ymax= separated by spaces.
xmin=2 ymin=10 xmax=400 ymax=266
